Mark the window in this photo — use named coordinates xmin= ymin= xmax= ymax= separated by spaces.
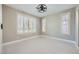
xmin=61 ymin=12 xmax=70 ymax=35
xmin=17 ymin=14 xmax=36 ymax=34
xmin=42 ymin=18 xmax=47 ymax=32
xmin=17 ymin=14 xmax=24 ymax=33
xmin=23 ymin=16 xmax=28 ymax=32
xmin=29 ymin=18 xmax=36 ymax=32
xmin=30 ymin=18 xmax=36 ymax=32
xmin=29 ymin=18 xmax=32 ymax=32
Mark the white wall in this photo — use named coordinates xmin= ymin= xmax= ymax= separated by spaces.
xmin=75 ymin=6 xmax=79 ymax=47
xmin=2 ymin=5 xmax=17 ymax=43
xmin=0 ymin=4 xmax=2 ymax=53
xmin=42 ymin=7 xmax=76 ymax=41
xmin=2 ymin=5 xmax=41 ymax=43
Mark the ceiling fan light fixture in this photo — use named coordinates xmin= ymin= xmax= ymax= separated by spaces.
xmin=36 ymin=4 xmax=47 ymax=13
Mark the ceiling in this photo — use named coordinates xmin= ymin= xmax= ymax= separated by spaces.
xmin=6 ymin=4 xmax=77 ymax=17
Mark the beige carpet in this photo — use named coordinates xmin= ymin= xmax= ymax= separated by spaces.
xmin=2 ymin=37 xmax=79 ymax=54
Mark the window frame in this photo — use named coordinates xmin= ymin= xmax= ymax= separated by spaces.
xmin=42 ymin=18 xmax=47 ymax=33
xmin=17 ymin=14 xmax=24 ymax=34
xmin=17 ymin=13 xmax=37 ymax=34
xmin=61 ymin=12 xmax=70 ymax=35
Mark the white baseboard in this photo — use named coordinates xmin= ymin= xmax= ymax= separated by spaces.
xmin=2 ymin=35 xmax=40 ymax=46
xmin=41 ymin=35 xmax=76 ymax=44
xmin=2 ymin=35 xmax=76 ymax=46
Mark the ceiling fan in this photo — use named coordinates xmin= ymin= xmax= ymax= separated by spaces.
xmin=36 ymin=4 xmax=47 ymax=13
